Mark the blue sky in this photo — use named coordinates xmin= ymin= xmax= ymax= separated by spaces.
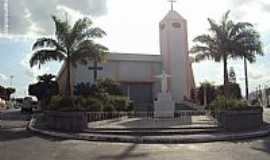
xmin=1 ymin=0 xmax=270 ymax=97
xmin=0 ymin=38 xmax=62 ymax=97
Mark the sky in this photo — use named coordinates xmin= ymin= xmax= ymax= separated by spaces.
xmin=0 ymin=0 xmax=270 ymax=97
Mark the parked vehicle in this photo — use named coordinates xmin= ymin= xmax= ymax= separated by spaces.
xmin=17 ymin=97 xmax=38 ymax=113
xmin=0 ymin=98 xmax=6 ymax=110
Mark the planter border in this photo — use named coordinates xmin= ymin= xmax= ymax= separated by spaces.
xmin=217 ymin=107 xmax=263 ymax=132
xmin=45 ymin=111 xmax=88 ymax=132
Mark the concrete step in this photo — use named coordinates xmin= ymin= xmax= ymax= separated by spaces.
xmin=84 ymin=127 xmax=223 ymax=136
xmin=175 ymin=104 xmax=196 ymax=111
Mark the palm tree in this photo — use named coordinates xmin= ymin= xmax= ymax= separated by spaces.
xmin=30 ymin=15 xmax=108 ymax=96
xmin=191 ymin=11 xmax=255 ymax=97
xmin=234 ymin=29 xmax=263 ymax=100
xmin=75 ymin=40 xmax=108 ymax=81
xmin=37 ymin=74 xmax=56 ymax=83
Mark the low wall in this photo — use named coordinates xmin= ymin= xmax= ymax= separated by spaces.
xmin=46 ymin=111 xmax=88 ymax=132
xmin=218 ymin=107 xmax=263 ymax=132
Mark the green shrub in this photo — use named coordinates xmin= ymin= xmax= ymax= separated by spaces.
xmin=197 ymin=82 xmax=217 ymax=105
xmin=102 ymin=104 xmax=115 ymax=113
xmin=209 ymin=96 xmax=248 ymax=113
xmin=217 ymin=83 xmax=242 ymax=99
xmin=48 ymin=94 xmax=132 ymax=113
xmin=110 ymin=96 xmax=130 ymax=112
xmin=127 ymin=102 xmax=134 ymax=112
xmin=96 ymin=78 xmax=123 ymax=95
xmin=78 ymin=96 xmax=103 ymax=112
xmin=49 ymin=96 xmax=78 ymax=112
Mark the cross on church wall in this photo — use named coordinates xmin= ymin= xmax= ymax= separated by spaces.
xmin=88 ymin=61 xmax=103 ymax=82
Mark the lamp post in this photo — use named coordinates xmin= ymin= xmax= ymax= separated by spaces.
xmin=9 ymin=75 xmax=14 ymax=87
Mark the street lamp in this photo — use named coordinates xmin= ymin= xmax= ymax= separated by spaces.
xmin=9 ymin=75 xmax=14 ymax=87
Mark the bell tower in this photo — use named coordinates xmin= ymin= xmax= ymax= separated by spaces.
xmin=159 ymin=5 xmax=190 ymax=103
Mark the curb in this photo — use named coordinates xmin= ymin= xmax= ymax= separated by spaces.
xmin=28 ymin=118 xmax=270 ymax=144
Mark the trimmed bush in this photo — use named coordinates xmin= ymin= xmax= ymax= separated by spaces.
xmin=96 ymin=78 xmax=123 ymax=95
xmin=74 ymin=78 xmax=123 ymax=97
xmin=218 ymin=83 xmax=242 ymax=99
xmin=78 ymin=96 xmax=103 ymax=112
xmin=48 ymin=95 xmax=132 ymax=113
xmin=110 ymin=96 xmax=130 ymax=112
xmin=209 ymin=96 xmax=248 ymax=114
xmin=48 ymin=96 xmax=84 ymax=112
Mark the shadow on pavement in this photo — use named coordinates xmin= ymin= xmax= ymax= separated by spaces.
xmin=96 ymin=143 xmax=148 ymax=160
xmin=0 ymin=128 xmax=66 ymax=142
xmin=0 ymin=128 xmax=33 ymax=142
xmin=251 ymin=136 xmax=270 ymax=155
xmin=0 ymin=110 xmax=32 ymax=121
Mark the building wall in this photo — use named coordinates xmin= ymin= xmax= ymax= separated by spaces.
xmin=73 ymin=60 xmax=162 ymax=85
xmin=70 ymin=54 xmax=163 ymax=105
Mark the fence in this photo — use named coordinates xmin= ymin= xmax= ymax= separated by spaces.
xmin=86 ymin=110 xmax=217 ymax=123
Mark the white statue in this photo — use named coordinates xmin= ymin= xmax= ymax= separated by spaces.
xmin=154 ymin=70 xmax=172 ymax=93
xmin=154 ymin=70 xmax=175 ymax=118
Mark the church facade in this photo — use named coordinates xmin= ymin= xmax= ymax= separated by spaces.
xmin=57 ymin=10 xmax=196 ymax=111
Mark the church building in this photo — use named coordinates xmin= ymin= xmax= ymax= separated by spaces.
xmin=57 ymin=7 xmax=196 ymax=111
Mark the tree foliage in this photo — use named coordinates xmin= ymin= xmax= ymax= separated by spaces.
xmin=74 ymin=78 xmax=123 ymax=97
xmin=0 ymin=86 xmax=16 ymax=100
xmin=28 ymin=74 xmax=59 ymax=100
xmin=191 ymin=10 xmax=262 ymax=97
xmin=30 ymin=15 xmax=108 ymax=96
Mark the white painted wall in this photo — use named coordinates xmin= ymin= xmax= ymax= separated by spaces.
xmin=72 ymin=53 xmax=162 ymax=100
xmin=73 ymin=54 xmax=162 ymax=84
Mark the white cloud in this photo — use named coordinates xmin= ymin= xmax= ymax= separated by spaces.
xmin=0 ymin=72 xmax=8 ymax=81
xmin=0 ymin=0 xmax=108 ymax=37
xmin=20 ymin=52 xmax=50 ymax=82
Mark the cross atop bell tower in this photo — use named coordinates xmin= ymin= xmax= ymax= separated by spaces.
xmin=169 ymin=0 xmax=176 ymax=11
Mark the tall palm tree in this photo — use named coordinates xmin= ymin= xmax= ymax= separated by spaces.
xmin=191 ymin=11 xmax=255 ymax=97
xmin=30 ymin=15 xmax=108 ymax=96
xmin=234 ymin=29 xmax=263 ymax=100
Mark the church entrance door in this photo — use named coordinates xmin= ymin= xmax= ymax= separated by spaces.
xmin=120 ymin=82 xmax=153 ymax=112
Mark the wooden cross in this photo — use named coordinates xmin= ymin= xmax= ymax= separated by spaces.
xmin=169 ymin=0 xmax=176 ymax=11
xmin=88 ymin=61 xmax=103 ymax=82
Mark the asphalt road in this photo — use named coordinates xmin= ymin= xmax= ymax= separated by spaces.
xmin=0 ymin=109 xmax=270 ymax=160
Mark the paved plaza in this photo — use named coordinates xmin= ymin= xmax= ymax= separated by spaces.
xmin=88 ymin=116 xmax=217 ymax=129
xmin=0 ymin=109 xmax=270 ymax=160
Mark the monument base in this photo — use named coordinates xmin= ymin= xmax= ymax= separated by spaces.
xmin=154 ymin=92 xmax=175 ymax=118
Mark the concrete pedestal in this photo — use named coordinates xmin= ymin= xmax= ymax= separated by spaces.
xmin=154 ymin=92 xmax=175 ymax=118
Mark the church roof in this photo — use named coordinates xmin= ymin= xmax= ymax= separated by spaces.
xmin=108 ymin=52 xmax=162 ymax=63
xmin=160 ymin=10 xmax=186 ymax=22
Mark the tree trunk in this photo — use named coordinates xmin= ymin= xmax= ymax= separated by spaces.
xmin=223 ymin=55 xmax=229 ymax=97
xmin=65 ymin=53 xmax=71 ymax=96
xmin=244 ymin=57 xmax=249 ymax=100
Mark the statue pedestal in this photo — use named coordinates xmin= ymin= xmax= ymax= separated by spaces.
xmin=154 ymin=92 xmax=175 ymax=118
